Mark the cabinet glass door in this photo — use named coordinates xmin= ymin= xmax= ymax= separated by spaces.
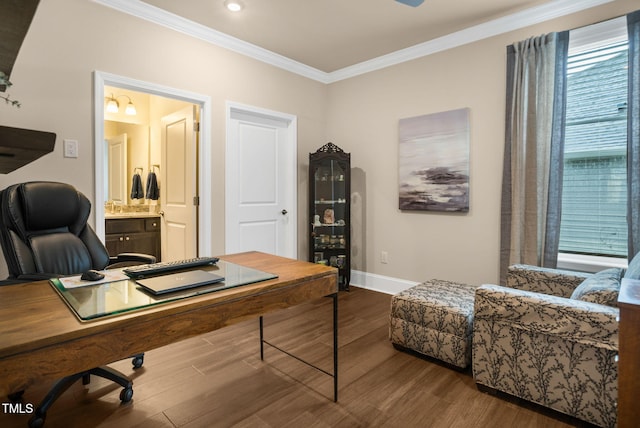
xmin=311 ymin=162 xmax=348 ymax=272
xmin=309 ymin=143 xmax=350 ymax=290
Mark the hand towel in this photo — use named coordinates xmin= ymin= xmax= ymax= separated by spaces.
xmin=145 ymin=171 xmax=160 ymax=200
xmin=130 ymin=173 xmax=144 ymax=199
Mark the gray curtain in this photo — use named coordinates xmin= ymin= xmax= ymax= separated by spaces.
xmin=500 ymin=32 xmax=569 ymax=283
xmin=627 ymin=10 xmax=640 ymax=259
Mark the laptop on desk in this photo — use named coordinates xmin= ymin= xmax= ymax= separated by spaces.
xmin=136 ymin=269 xmax=225 ymax=295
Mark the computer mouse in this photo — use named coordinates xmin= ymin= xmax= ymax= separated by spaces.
xmin=81 ymin=269 xmax=105 ymax=281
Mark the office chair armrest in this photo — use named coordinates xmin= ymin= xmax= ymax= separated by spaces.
xmin=14 ymin=273 xmax=59 ymax=281
xmin=110 ymin=253 xmax=157 ymax=265
xmin=1 ymin=275 xmax=52 ymax=285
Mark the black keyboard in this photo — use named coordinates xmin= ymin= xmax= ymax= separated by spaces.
xmin=123 ymin=256 xmax=220 ymax=278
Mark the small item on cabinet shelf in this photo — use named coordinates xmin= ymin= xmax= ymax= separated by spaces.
xmin=313 ymin=215 xmax=322 ymax=226
xmin=330 ymin=256 xmax=338 ymax=267
xmin=337 ymin=174 xmax=344 ymax=181
xmin=314 ymin=252 xmax=324 ymax=263
xmin=317 ymin=259 xmax=328 ymax=265
xmin=337 ymin=219 xmax=345 ymax=226
xmin=323 ymin=208 xmax=335 ymax=224
xmin=337 ymin=255 xmax=346 ymax=268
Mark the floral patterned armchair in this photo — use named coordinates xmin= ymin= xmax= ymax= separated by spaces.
xmin=472 ymin=263 xmax=625 ymax=428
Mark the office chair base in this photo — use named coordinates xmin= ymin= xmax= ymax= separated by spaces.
xmin=7 ymin=390 xmax=24 ymax=401
xmin=28 ymin=365 xmax=133 ymax=428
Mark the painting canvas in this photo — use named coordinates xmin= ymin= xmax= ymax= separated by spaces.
xmin=399 ymin=108 xmax=470 ymax=212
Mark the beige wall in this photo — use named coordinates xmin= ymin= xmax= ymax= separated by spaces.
xmin=325 ymin=0 xmax=639 ymax=286
xmin=0 ymin=0 xmax=637 ymax=284
xmin=0 ymin=0 xmax=327 ymax=277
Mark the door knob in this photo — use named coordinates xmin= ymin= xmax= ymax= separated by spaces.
xmin=159 ymin=211 xmax=165 ymax=216
xmin=281 ymin=209 xmax=288 ymax=215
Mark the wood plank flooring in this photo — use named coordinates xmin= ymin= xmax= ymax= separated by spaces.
xmin=1 ymin=287 xmax=593 ymax=427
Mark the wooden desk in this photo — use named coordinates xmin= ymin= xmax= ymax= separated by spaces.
xmin=0 ymin=252 xmax=338 ymax=399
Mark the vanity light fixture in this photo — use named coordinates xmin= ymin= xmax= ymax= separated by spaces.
xmin=105 ymin=94 xmax=137 ymax=116
xmin=124 ymin=101 xmax=137 ymax=115
xmin=106 ymin=95 xmax=118 ymax=113
xmin=224 ymin=0 xmax=244 ymax=12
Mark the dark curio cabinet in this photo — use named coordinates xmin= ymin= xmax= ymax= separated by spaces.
xmin=309 ymin=143 xmax=350 ymax=290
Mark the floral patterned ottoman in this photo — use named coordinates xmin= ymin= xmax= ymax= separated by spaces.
xmin=389 ymin=279 xmax=478 ymax=368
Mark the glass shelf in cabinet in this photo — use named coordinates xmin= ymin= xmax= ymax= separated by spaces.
xmin=314 ymin=200 xmax=347 ymax=204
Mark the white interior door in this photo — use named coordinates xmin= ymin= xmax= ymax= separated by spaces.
xmin=106 ymin=134 xmax=127 ymax=204
xmin=161 ymin=106 xmax=198 ymax=261
xmin=226 ymin=104 xmax=297 ymax=258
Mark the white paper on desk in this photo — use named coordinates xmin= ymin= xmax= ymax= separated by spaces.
xmin=57 ymin=270 xmax=129 ymax=289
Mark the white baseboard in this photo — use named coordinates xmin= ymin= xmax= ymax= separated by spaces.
xmin=350 ymin=270 xmax=419 ymax=295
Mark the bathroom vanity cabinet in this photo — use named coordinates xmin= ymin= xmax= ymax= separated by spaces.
xmin=105 ymin=216 xmax=161 ymax=261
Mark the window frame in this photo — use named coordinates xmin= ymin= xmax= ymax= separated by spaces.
xmin=557 ymin=16 xmax=629 ymax=272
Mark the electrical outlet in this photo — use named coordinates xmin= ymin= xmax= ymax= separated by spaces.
xmin=381 ymin=251 xmax=389 ymax=264
xmin=63 ymin=139 xmax=78 ymax=158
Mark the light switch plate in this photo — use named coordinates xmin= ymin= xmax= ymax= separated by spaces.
xmin=63 ymin=139 xmax=78 ymax=158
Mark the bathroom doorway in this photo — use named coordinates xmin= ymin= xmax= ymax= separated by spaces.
xmin=94 ymin=71 xmax=213 ymax=260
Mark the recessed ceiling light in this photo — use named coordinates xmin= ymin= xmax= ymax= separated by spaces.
xmin=224 ymin=0 xmax=244 ymax=12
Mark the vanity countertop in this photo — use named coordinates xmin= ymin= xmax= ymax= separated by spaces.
xmin=105 ymin=212 xmax=161 ymax=219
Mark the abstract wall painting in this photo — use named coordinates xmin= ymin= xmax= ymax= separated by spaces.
xmin=399 ymin=108 xmax=470 ymax=212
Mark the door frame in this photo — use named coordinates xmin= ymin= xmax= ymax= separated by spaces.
xmin=93 ymin=70 xmax=212 ymax=257
xmin=225 ymin=101 xmax=298 ymax=258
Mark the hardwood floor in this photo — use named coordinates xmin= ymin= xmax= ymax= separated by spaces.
xmin=1 ymin=287 xmax=591 ymax=427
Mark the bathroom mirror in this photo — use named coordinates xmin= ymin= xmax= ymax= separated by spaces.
xmin=104 ymin=120 xmax=150 ymax=206
xmin=106 ymin=132 xmax=127 ymax=204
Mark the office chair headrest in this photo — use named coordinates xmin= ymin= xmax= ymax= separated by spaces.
xmin=0 ymin=181 xmax=110 ymax=277
xmin=18 ymin=182 xmax=88 ymax=232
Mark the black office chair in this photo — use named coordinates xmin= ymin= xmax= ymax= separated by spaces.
xmin=0 ymin=181 xmax=156 ymax=427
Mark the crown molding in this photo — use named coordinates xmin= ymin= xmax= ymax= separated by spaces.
xmin=327 ymin=0 xmax=616 ymax=82
xmin=93 ymin=0 xmax=615 ymax=85
xmin=92 ymin=0 xmax=331 ymax=83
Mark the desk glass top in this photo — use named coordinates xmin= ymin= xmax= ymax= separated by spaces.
xmin=50 ymin=261 xmax=277 ymax=321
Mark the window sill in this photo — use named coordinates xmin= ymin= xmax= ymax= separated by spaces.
xmin=557 ymin=253 xmax=627 ymax=273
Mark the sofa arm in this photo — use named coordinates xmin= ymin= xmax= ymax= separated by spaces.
xmin=473 ymin=284 xmax=619 ymax=427
xmin=474 ymin=284 xmax=619 ymax=349
xmin=506 ymin=264 xmax=591 ymax=298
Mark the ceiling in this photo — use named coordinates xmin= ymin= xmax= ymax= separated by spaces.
xmin=95 ymin=0 xmax=615 ymax=82
xmin=140 ymin=0 xmax=554 ymax=72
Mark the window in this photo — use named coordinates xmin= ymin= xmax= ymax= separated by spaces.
xmin=559 ymin=18 xmax=628 ymax=259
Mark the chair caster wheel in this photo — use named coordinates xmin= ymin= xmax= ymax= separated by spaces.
xmin=132 ymin=355 xmax=144 ymax=369
xmin=28 ymin=413 xmax=45 ymax=428
xmin=120 ymin=386 xmax=133 ymax=403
